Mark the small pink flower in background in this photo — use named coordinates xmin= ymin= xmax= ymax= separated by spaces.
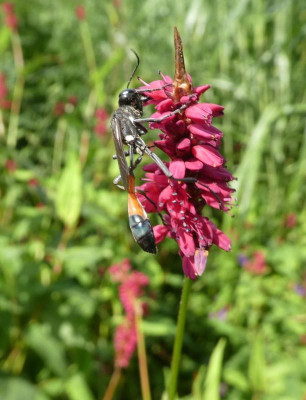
xmin=67 ymin=95 xmax=78 ymax=106
xmin=53 ymin=101 xmax=65 ymax=117
xmin=0 ymin=73 xmax=11 ymax=110
xmin=5 ymin=159 xmax=17 ymax=173
xmin=138 ymin=28 xmax=234 ymax=279
xmin=244 ymin=251 xmax=268 ymax=275
xmin=109 ymin=259 xmax=149 ymax=369
xmin=1 ymin=3 xmax=14 ymax=14
xmin=284 ymin=213 xmax=297 ymax=229
xmin=119 ymin=271 xmax=149 ymax=316
xmin=114 ymin=319 xmax=137 ymax=368
xmin=112 ymin=0 xmax=122 ymax=8
xmin=94 ymin=107 xmax=108 ymax=137
xmin=75 ymin=5 xmax=86 ymax=21
xmin=28 ymin=178 xmax=39 ymax=187
xmin=1 ymin=3 xmax=18 ymax=31
xmin=109 ymin=258 xmax=131 ymax=282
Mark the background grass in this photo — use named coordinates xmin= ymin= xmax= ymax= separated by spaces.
xmin=0 ymin=0 xmax=305 ymax=399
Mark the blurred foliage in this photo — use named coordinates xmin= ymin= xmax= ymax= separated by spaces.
xmin=0 ymin=0 xmax=306 ymax=399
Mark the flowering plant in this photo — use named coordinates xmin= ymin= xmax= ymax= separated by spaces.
xmin=138 ymin=28 xmax=235 ymax=279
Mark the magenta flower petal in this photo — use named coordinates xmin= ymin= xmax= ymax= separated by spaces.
xmin=153 ymin=224 xmax=169 ymax=243
xmin=177 ymin=138 xmax=191 ymax=151
xmin=193 ymin=85 xmax=211 ymax=96
xmin=185 ymin=158 xmax=203 ymax=171
xmin=177 ymin=228 xmax=196 ymax=257
xmin=176 ymin=119 xmax=187 ymax=134
xmin=205 ymin=103 xmax=224 ymax=117
xmin=159 ymin=185 xmax=173 ymax=206
xmin=156 ymin=98 xmax=174 ymax=112
xmin=182 ymin=256 xmax=197 ymax=280
xmin=188 ymin=123 xmax=223 ymax=140
xmin=169 ymin=160 xmax=186 ymax=179
xmin=207 ymin=220 xmax=231 ymax=251
xmin=185 ymin=103 xmax=212 ymax=123
xmin=192 ymin=145 xmax=225 ymax=167
xmin=155 ymin=139 xmax=176 ymax=157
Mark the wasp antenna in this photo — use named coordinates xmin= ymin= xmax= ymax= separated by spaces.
xmin=127 ymin=49 xmax=140 ymax=88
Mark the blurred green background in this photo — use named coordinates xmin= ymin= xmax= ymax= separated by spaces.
xmin=0 ymin=0 xmax=305 ymax=399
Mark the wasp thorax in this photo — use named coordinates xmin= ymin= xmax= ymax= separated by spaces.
xmin=118 ymin=89 xmax=143 ymax=113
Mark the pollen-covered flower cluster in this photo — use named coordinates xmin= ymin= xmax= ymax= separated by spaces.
xmin=109 ymin=259 xmax=149 ymax=368
xmin=138 ymin=55 xmax=234 ymax=279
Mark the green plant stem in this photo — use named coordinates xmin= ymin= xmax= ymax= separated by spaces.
xmin=168 ymin=277 xmax=192 ymax=400
xmin=0 ymin=110 xmax=5 ymax=138
xmin=103 ymin=368 xmax=121 ymax=400
xmin=52 ymin=118 xmax=67 ymax=173
xmin=7 ymin=32 xmax=25 ymax=148
xmin=135 ymin=302 xmax=151 ymax=400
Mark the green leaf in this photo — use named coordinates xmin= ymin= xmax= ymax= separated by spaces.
xmin=26 ymin=323 xmax=67 ymax=377
xmin=192 ymin=365 xmax=207 ymax=400
xmin=65 ymin=374 xmax=95 ymax=400
xmin=142 ymin=318 xmax=176 ymax=336
xmin=224 ymin=368 xmax=249 ymax=392
xmin=0 ymin=27 xmax=10 ymax=53
xmin=202 ymin=338 xmax=226 ymax=400
xmin=55 ymin=155 xmax=82 ymax=228
xmin=0 ymin=377 xmax=50 ymax=400
xmin=248 ymin=334 xmax=266 ymax=392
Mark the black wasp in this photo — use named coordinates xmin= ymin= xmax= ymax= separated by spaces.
xmin=111 ymin=51 xmax=209 ymax=254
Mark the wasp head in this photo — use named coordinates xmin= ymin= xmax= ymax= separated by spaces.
xmin=118 ymin=89 xmax=143 ymax=113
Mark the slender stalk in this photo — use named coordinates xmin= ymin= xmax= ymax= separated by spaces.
xmin=135 ymin=302 xmax=151 ymax=400
xmin=167 ymin=277 xmax=192 ymax=400
xmin=52 ymin=118 xmax=67 ymax=174
xmin=102 ymin=368 xmax=121 ymax=400
xmin=0 ymin=110 xmax=5 ymax=138
xmin=79 ymin=21 xmax=97 ymax=76
xmin=7 ymin=32 xmax=25 ymax=148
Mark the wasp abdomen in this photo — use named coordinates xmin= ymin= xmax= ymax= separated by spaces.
xmin=129 ymin=215 xmax=157 ymax=254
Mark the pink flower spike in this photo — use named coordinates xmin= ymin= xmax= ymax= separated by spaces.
xmin=137 ymin=28 xmax=235 ymax=278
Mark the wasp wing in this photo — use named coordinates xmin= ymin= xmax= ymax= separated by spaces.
xmin=111 ymin=116 xmax=129 ymax=191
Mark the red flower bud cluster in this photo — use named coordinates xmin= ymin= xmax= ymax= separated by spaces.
xmin=245 ymin=251 xmax=268 ymax=275
xmin=53 ymin=96 xmax=78 ymax=117
xmin=109 ymin=259 xmax=149 ymax=368
xmin=1 ymin=2 xmax=18 ymax=31
xmin=94 ymin=108 xmax=108 ymax=137
xmin=75 ymin=5 xmax=86 ymax=21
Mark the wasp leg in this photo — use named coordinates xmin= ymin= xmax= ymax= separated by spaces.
xmin=113 ymin=175 xmax=126 ymax=191
xmin=128 ymin=144 xmax=144 ymax=173
xmin=134 ymin=96 xmax=197 ymax=124
xmin=137 ymin=189 xmax=165 ymax=225
xmin=112 ymin=150 xmax=130 ymax=160
xmin=136 ymin=83 xmax=172 ymax=93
